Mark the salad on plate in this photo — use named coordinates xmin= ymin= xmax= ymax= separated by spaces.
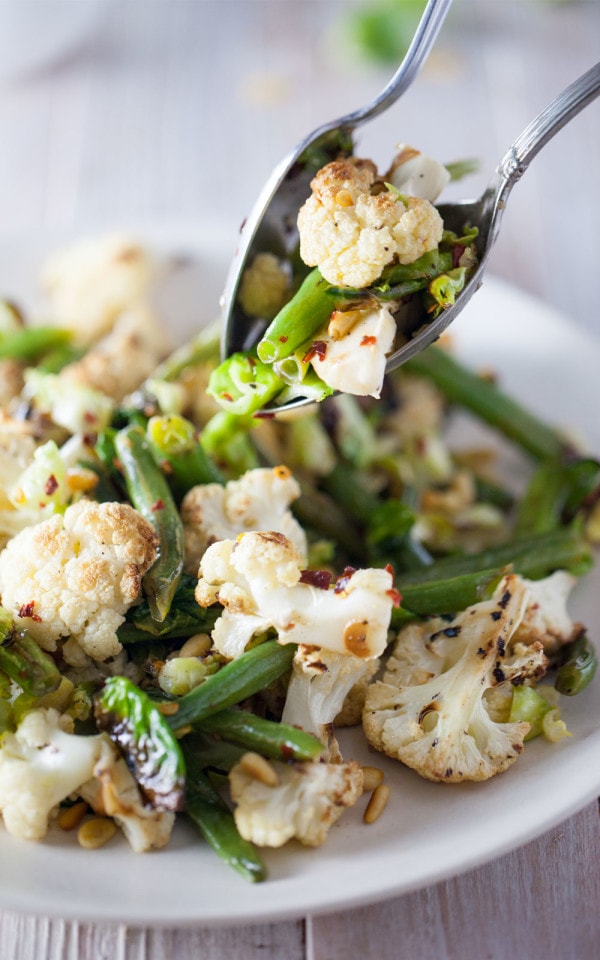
xmin=0 ymin=141 xmax=597 ymax=885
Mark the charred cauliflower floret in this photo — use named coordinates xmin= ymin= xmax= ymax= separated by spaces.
xmin=297 ymin=158 xmax=444 ymax=288
xmin=195 ymin=530 xmax=395 ymax=660
xmin=513 ymin=571 xmax=584 ymax=655
xmin=79 ymin=750 xmax=175 ymax=853
xmin=181 ymin=465 xmax=307 ymax=575
xmin=0 ymin=500 xmax=159 ymax=662
xmin=0 ymin=708 xmax=114 ymax=842
xmin=229 ymin=755 xmax=363 ymax=847
xmin=363 ymin=575 xmax=549 ymax=783
xmin=40 ymin=233 xmax=154 ymax=346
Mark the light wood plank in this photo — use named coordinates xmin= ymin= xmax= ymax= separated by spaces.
xmin=309 ymin=802 xmax=600 ymax=960
xmin=0 ymin=914 xmax=306 ymax=960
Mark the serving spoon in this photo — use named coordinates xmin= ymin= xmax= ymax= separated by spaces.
xmin=220 ymin=0 xmax=454 ymax=359
xmin=221 ymin=17 xmax=600 ymax=413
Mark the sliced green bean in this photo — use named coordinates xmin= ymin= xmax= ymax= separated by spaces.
xmin=397 ymin=567 xmax=506 ymax=616
xmin=166 ymin=640 xmax=295 ymax=733
xmin=0 ymin=326 xmax=71 ymax=362
xmin=115 ymin=425 xmax=184 ymax=622
xmin=198 ymin=707 xmax=324 ymax=762
xmin=184 ymin=751 xmax=266 ymax=883
xmin=256 ymin=268 xmax=335 ymax=364
xmin=404 ymin=346 xmax=568 ymax=461
xmin=0 ymin=630 xmax=61 ymax=698
xmin=555 ymin=634 xmax=598 ymax=696
xmin=147 ymin=414 xmax=223 ymax=498
xmin=207 ymin=351 xmax=284 ymax=415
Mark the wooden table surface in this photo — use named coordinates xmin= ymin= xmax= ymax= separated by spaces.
xmin=0 ymin=2 xmax=598 ymax=957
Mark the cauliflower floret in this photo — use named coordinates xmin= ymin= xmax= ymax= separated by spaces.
xmin=39 ymin=233 xmax=154 ymax=346
xmin=229 ymin=756 xmax=363 ymax=847
xmin=281 ymin=645 xmax=377 ymax=760
xmin=513 ymin=571 xmax=583 ymax=655
xmin=363 ymin=575 xmax=549 ymax=783
xmin=238 ymin=252 xmax=291 ymax=320
xmin=297 ymin=158 xmax=443 ymax=288
xmin=182 ymin=465 xmax=307 ymax=574
xmin=79 ymin=751 xmax=175 ymax=853
xmin=0 ymin=499 xmax=159 ymax=662
xmin=59 ymin=303 xmax=170 ymax=401
xmin=308 ymin=301 xmax=396 ymax=398
xmin=0 ymin=708 xmax=114 ymax=841
xmin=386 ymin=145 xmax=451 ymax=202
xmin=195 ymin=531 xmax=395 ymax=660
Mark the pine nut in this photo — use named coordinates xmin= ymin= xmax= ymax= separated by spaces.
xmin=58 ymin=801 xmax=88 ymax=831
xmin=239 ymin=751 xmax=279 ymax=787
xmin=77 ymin=817 xmax=117 ymax=849
xmin=335 ymin=189 xmax=354 ymax=207
xmin=157 ymin=700 xmax=180 ymax=716
xmin=361 ymin=765 xmax=384 ymax=792
xmin=178 ymin=633 xmax=212 ymax=658
xmin=363 ymin=784 xmax=391 ymax=824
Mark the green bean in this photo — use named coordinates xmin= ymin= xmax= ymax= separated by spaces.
xmin=397 ymin=567 xmax=506 ymax=617
xmin=404 ymin=346 xmax=568 ymax=461
xmin=199 ymin=411 xmax=260 ymax=478
xmin=184 ymin=750 xmax=266 ymax=883
xmin=207 ymin=351 xmax=285 ymax=415
xmin=0 ymin=631 xmax=61 ymax=698
xmin=197 ymin=708 xmax=324 ymax=762
xmin=146 ymin=413 xmax=223 ymax=499
xmin=514 ymin=459 xmax=567 ymax=537
xmin=0 ymin=326 xmax=72 ymax=362
xmin=256 ymin=268 xmax=335 ymax=364
xmin=166 ymin=640 xmax=295 ymax=733
xmin=114 ymin=425 xmax=184 ymax=621
xmin=396 ymin=526 xmax=594 ymax=585
xmin=555 ymin=633 xmax=598 ymax=696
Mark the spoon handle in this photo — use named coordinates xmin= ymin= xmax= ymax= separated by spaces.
xmin=348 ymin=0 xmax=454 ymax=127
xmin=499 ymin=60 xmax=600 ymax=187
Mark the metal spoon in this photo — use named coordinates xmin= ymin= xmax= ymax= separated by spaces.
xmin=220 ymin=0 xmax=454 ymax=358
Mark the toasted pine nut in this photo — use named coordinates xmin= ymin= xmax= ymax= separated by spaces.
xmin=363 ymin=784 xmax=391 ymax=824
xmin=157 ymin=700 xmax=180 ymax=716
xmin=58 ymin=801 xmax=88 ymax=831
xmin=361 ymin=765 xmax=384 ymax=792
xmin=335 ymin=189 xmax=354 ymax=207
xmin=178 ymin=633 xmax=212 ymax=658
xmin=77 ymin=817 xmax=117 ymax=849
xmin=66 ymin=467 xmax=99 ymax=493
xmin=239 ymin=751 xmax=279 ymax=787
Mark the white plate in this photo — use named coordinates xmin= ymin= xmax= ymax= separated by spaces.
xmin=0 ymin=225 xmax=598 ymax=927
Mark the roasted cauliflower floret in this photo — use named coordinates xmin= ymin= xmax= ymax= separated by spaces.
xmin=238 ymin=252 xmax=291 ymax=321
xmin=0 ymin=708 xmax=114 ymax=842
xmin=181 ymin=465 xmax=307 ymax=574
xmin=0 ymin=499 xmax=159 ymax=662
xmin=281 ymin=645 xmax=378 ymax=760
xmin=59 ymin=303 xmax=170 ymax=401
xmin=513 ymin=571 xmax=583 ymax=655
xmin=363 ymin=575 xmax=549 ymax=783
xmin=229 ymin=756 xmax=363 ymax=847
xmin=308 ymin=301 xmax=396 ymax=398
xmin=79 ymin=750 xmax=175 ymax=853
xmin=40 ymin=233 xmax=154 ymax=346
xmin=297 ymin=158 xmax=444 ymax=288
xmin=195 ymin=530 xmax=395 ymax=660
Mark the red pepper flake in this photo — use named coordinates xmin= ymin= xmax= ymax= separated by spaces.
xmin=302 ymin=340 xmax=328 ymax=364
xmin=151 ymin=499 xmax=165 ymax=512
xmin=360 ymin=335 xmax=377 ymax=346
xmin=44 ymin=474 xmax=59 ymax=496
xmin=221 ymin=392 xmax=234 ymax=402
xmin=334 ymin=566 xmax=357 ymax=594
xmin=83 ymin=411 xmax=98 ymax=424
xmin=385 ymin=563 xmax=395 ymax=578
xmin=386 ymin=588 xmax=402 ymax=608
xmin=452 ymin=244 xmax=464 ymax=268
xmin=247 ymin=356 xmax=256 ymax=367
xmin=18 ymin=601 xmax=43 ymax=622
xmin=279 ymin=335 xmax=288 ymax=343
xmin=299 ymin=569 xmax=332 ymax=590
xmin=253 ymin=411 xmax=276 ymax=420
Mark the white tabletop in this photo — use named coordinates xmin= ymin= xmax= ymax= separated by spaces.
xmin=0 ymin=1 xmax=599 ymax=957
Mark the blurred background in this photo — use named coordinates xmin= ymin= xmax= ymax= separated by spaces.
xmin=0 ymin=0 xmax=598 ymax=333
